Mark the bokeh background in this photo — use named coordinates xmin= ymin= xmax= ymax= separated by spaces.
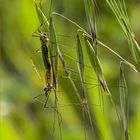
xmin=0 ymin=0 xmax=140 ymax=140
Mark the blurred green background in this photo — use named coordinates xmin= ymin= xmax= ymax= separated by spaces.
xmin=0 ymin=0 xmax=140 ymax=140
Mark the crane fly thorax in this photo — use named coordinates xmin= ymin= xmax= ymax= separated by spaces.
xmin=40 ymin=32 xmax=49 ymax=44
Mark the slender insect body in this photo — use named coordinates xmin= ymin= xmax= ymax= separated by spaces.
xmin=32 ymin=30 xmax=57 ymax=89
xmin=32 ymin=31 xmax=56 ymax=102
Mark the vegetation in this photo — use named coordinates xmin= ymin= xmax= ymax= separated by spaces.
xmin=1 ymin=0 xmax=140 ymax=140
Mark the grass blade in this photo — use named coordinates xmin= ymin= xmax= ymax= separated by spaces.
xmin=76 ymin=34 xmax=93 ymax=140
xmin=76 ymin=34 xmax=85 ymax=100
xmin=48 ymin=17 xmax=58 ymax=87
xmin=83 ymin=0 xmax=96 ymax=33
xmin=119 ymin=62 xmax=129 ymax=140
xmin=84 ymin=37 xmax=110 ymax=95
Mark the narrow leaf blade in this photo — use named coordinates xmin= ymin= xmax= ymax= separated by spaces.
xmin=119 ymin=64 xmax=129 ymax=140
xmin=84 ymin=37 xmax=110 ymax=95
xmin=76 ymin=34 xmax=85 ymax=99
xmin=48 ymin=18 xmax=58 ymax=87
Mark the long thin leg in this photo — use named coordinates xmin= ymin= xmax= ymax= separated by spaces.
xmin=52 ymin=89 xmax=57 ymax=137
xmin=32 ymin=34 xmax=40 ymax=37
xmin=32 ymin=22 xmax=44 ymax=37
xmin=52 ymin=90 xmax=62 ymax=140
xmin=52 ymin=102 xmax=56 ymax=137
xmin=44 ymin=92 xmax=50 ymax=108
xmin=34 ymin=93 xmax=44 ymax=99
xmin=58 ymin=48 xmax=69 ymax=75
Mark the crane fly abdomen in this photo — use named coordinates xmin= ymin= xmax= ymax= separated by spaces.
xmin=41 ymin=44 xmax=50 ymax=69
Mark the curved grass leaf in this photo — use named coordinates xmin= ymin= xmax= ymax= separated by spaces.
xmin=83 ymin=0 xmax=96 ymax=33
xmin=76 ymin=34 xmax=103 ymax=140
xmin=84 ymin=37 xmax=110 ymax=95
xmin=119 ymin=63 xmax=129 ymax=140
xmin=48 ymin=17 xmax=58 ymax=88
xmin=76 ymin=34 xmax=85 ymax=99
xmin=97 ymin=40 xmax=139 ymax=73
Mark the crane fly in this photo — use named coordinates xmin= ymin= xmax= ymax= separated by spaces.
xmin=32 ymin=27 xmax=57 ymax=108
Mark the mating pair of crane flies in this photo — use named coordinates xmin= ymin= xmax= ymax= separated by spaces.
xmin=32 ymin=23 xmax=57 ymax=108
